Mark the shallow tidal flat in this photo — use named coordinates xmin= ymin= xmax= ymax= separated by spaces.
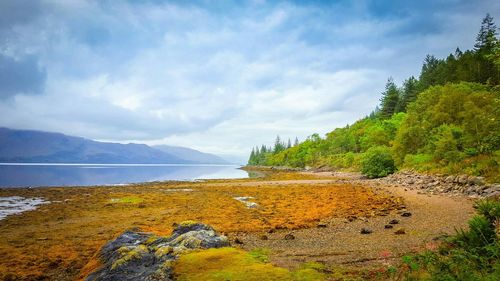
xmin=0 ymin=171 xmax=467 ymax=281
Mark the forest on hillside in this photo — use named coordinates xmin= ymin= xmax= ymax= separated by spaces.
xmin=248 ymin=14 xmax=500 ymax=182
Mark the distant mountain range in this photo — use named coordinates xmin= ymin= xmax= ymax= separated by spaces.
xmin=153 ymin=145 xmax=227 ymax=165
xmin=0 ymin=128 xmax=228 ymax=164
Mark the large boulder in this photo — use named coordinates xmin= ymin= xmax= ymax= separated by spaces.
xmin=86 ymin=221 xmax=229 ymax=281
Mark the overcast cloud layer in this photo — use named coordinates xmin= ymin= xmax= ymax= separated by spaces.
xmin=0 ymin=0 xmax=498 ymax=163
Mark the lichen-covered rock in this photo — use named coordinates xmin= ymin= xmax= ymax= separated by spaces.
xmin=86 ymin=222 xmax=229 ymax=281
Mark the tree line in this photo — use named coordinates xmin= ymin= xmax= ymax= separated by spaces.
xmin=248 ymin=136 xmax=299 ymax=165
xmin=247 ymin=14 xmax=500 ymax=181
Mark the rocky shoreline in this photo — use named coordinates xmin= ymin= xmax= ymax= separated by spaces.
xmin=376 ymin=171 xmax=500 ymax=199
xmin=248 ymin=164 xmax=500 ymax=199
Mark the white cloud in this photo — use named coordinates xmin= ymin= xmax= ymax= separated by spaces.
xmin=0 ymin=0 xmax=498 ymax=163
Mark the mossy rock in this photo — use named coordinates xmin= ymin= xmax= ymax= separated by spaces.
xmin=86 ymin=222 xmax=231 ymax=281
xmin=155 ymin=246 xmax=173 ymax=258
xmin=111 ymin=245 xmax=148 ymax=270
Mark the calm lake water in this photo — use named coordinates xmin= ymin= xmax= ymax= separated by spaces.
xmin=0 ymin=163 xmax=249 ymax=188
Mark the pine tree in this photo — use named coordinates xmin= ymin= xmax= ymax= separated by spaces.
xmin=294 ymin=137 xmax=299 ymax=146
xmin=261 ymin=145 xmax=267 ymax=154
xmin=273 ymin=135 xmax=285 ymax=153
xmin=474 ymin=14 xmax=499 ymax=84
xmin=419 ymin=55 xmax=442 ymax=90
xmin=396 ymin=76 xmax=419 ymax=112
xmin=475 ymin=14 xmax=497 ymax=53
xmin=486 ymin=39 xmax=500 ymax=67
xmin=287 ymin=138 xmax=292 ymax=149
xmin=379 ymin=77 xmax=400 ymax=118
xmin=248 ymin=148 xmax=255 ymax=165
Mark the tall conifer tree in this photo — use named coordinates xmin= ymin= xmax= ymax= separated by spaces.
xmin=475 ymin=14 xmax=497 ymax=52
xmin=379 ymin=78 xmax=400 ymax=118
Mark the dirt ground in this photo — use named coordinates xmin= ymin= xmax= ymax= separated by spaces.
xmin=234 ymin=172 xmax=475 ymax=269
xmin=0 ymin=171 xmax=475 ymax=281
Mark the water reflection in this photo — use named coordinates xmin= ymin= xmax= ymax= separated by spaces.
xmin=0 ymin=164 xmax=248 ymax=188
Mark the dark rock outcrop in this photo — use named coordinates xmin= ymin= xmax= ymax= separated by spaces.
xmin=86 ymin=221 xmax=229 ymax=281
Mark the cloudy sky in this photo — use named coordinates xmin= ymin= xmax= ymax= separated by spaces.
xmin=0 ymin=0 xmax=498 ymax=163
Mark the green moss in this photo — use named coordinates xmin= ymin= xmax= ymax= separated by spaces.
xmin=293 ymin=262 xmax=326 ymax=281
xmin=174 ymin=247 xmax=328 ymax=281
xmin=155 ymin=246 xmax=173 ymax=258
xmin=293 ymin=269 xmax=324 ymax=281
xmin=301 ymin=262 xmax=325 ymax=271
xmin=117 ymin=246 xmax=131 ymax=255
xmin=179 ymin=220 xmax=198 ymax=227
xmin=182 ymin=236 xmax=203 ymax=248
xmin=145 ymin=235 xmax=159 ymax=245
xmin=174 ymin=247 xmax=290 ymax=280
xmin=248 ymin=248 xmax=271 ymax=263
xmin=161 ymin=260 xmax=174 ymax=269
xmin=111 ymin=245 xmax=148 ymax=270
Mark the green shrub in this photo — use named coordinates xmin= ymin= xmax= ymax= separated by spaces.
xmin=465 ymin=147 xmax=479 ymax=156
xmin=454 ymin=215 xmax=496 ymax=250
xmin=475 ymin=199 xmax=500 ymax=223
xmin=360 ymin=146 xmax=396 ymax=178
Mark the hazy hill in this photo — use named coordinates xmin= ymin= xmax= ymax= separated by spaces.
xmin=153 ymin=145 xmax=228 ymax=164
xmin=0 ymin=128 xmax=227 ymax=164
